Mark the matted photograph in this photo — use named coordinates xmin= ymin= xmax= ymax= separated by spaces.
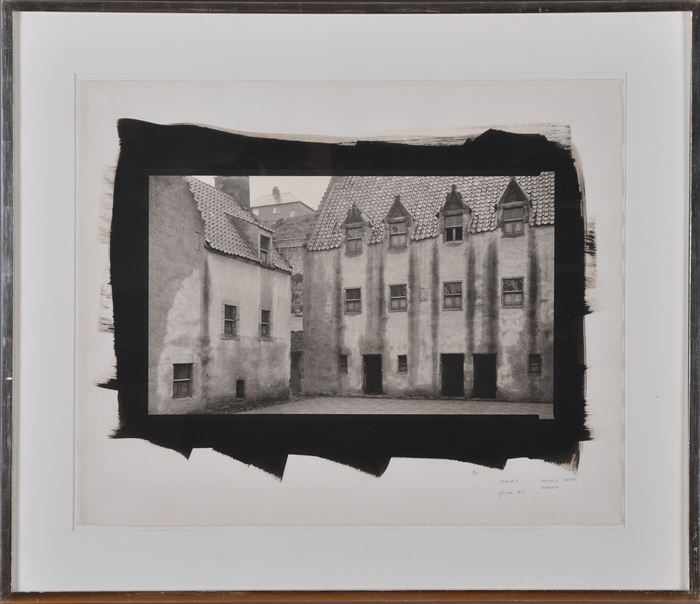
xmin=75 ymin=80 xmax=622 ymax=530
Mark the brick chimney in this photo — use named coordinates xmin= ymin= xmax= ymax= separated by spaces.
xmin=272 ymin=186 xmax=281 ymax=203
xmin=214 ymin=176 xmax=251 ymax=210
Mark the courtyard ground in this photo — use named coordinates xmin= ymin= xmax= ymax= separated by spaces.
xmin=238 ymin=396 xmax=553 ymax=418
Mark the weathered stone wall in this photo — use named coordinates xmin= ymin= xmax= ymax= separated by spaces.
xmin=303 ymin=223 xmax=554 ymax=402
xmin=149 ymin=176 xmax=290 ymax=414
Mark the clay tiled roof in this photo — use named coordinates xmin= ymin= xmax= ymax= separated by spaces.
xmin=185 ymin=177 xmax=291 ymax=272
xmin=271 ymin=213 xmax=318 ymax=248
xmin=306 ymin=173 xmax=555 ymax=251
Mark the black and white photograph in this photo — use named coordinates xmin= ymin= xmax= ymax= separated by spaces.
xmin=73 ymin=79 xmax=625 ymax=532
xmin=147 ymin=172 xmax=559 ymax=419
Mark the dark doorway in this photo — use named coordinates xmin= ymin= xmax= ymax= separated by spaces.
xmin=441 ymin=354 xmax=465 ymax=397
xmin=473 ymin=354 xmax=497 ymax=398
xmin=363 ymin=354 xmax=383 ymax=394
xmin=290 ymin=351 xmax=303 ymax=394
xmin=235 ymin=379 xmax=246 ymax=399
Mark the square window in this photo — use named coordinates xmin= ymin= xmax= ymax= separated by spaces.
xmin=444 ymin=213 xmax=464 ymax=242
xmin=346 ymin=238 xmax=362 ymax=254
xmin=388 ymin=220 xmax=408 ymax=249
xmin=339 ymin=354 xmax=348 ymax=374
xmin=223 ymin=304 xmax=238 ymax=337
xmin=172 ymin=363 xmax=193 ymax=398
xmin=260 ymin=309 xmax=271 ymax=337
xmin=502 ymin=205 xmax=526 ymax=237
xmin=443 ymin=281 xmax=463 ymax=309
xmin=528 ymin=354 xmax=542 ymax=375
xmin=502 ymin=278 xmax=524 ymax=308
xmin=398 ymin=355 xmax=408 ymax=373
xmin=345 ymin=288 xmax=362 ymax=314
xmin=389 ymin=284 xmax=407 ymax=311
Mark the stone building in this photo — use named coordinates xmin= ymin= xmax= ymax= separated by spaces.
xmin=304 ymin=174 xmax=555 ymax=403
xmin=252 ymin=186 xmax=316 ymax=225
xmin=148 ymin=176 xmax=292 ymax=414
xmin=270 ymin=212 xmax=318 ymax=394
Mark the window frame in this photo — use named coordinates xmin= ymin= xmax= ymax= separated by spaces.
xmin=397 ymin=354 xmax=408 ymax=373
xmin=389 ymin=283 xmax=408 ymax=312
xmin=259 ymin=234 xmax=271 ymax=265
xmin=339 ymin=354 xmax=349 ymax=374
xmin=528 ymin=353 xmax=543 ymax=375
xmin=223 ymin=303 xmax=238 ymax=338
xmin=344 ymin=287 xmax=362 ymax=314
xmin=443 ymin=211 xmax=464 ymax=243
xmin=345 ymin=224 xmax=364 ymax=256
xmin=260 ymin=308 xmax=272 ymax=338
xmin=387 ymin=218 xmax=409 ymax=249
xmin=443 ymin=281 xmax=463 ymax=310
xmin=501 ymin=203 xmax=526 ymax=238
xmin=172 ymin=363 xmax=193 ymax=399
xmin=502 ymin=277 xmax=525 ymax=308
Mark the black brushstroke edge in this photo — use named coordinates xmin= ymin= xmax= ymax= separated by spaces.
xmin=110 ymin=119 xmax=588 ymax=481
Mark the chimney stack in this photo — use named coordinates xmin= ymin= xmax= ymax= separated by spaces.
xmin=272 ymin=186 xmax=281 ymax=203
xmin=214 ymin=176 xmax=251 ymax=210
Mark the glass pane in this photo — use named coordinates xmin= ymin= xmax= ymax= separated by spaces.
xmin=445 ymin=214 xmax=463 ymax=227
xmin=390 ymin=233 xmax=407 ymax=247
xmin=503 ymin=206 xmax=525 ymax=220
xmin=389 ymin=221 xmax=407 ymax=234
xmin=173 ymin=363 xmax=192 ymax=380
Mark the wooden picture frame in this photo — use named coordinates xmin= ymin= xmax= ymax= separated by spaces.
xmin=0 ymin=2 xmax=696 ymax=601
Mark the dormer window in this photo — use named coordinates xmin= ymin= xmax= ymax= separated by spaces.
xmin=388 ymin=220 xmax=408 ymax=248
xmin=343 ymin=204 xmax=366 ymax=257
xmin=444 ymin=212 xmax=464 ymax=242
xmin=384 ymin=195 xmax=411 ymax=250
xmin=259 ymin=234 xmax=271 ymax=264
xmin=439 ymin=185 xmax=470 ymax=244
xmin=498 ymin=178 xmax=530 ymax=237
xmin=346 ymin=226 xmax=363 ymax=255
xmin=502 ymin=205 xmax=526 ymax=237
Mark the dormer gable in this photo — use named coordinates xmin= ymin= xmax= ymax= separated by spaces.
xmin=385 ymin=195 xmax=411 ymax=249
xmin=342 ymin=203 xmax=367 ymax=227
xmin=499 ymin=177 xmax=529 ymax=205
xmin=342 ymin=203 xmax=368 ymax=256
xmin=437 ymin=184 xmax=471 ymax=243
xmin=497 ymin=177 xmax=531 ymax=237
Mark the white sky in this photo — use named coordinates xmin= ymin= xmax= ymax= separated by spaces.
xmin=196 ymin=175 xmax=331 ymax=209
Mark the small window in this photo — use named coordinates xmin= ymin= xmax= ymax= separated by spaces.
xmin=346 ymin=226 xmax=363 ymax=255
xmin=388 ymin=220 xmax=408 ymax=249
xmin=235 ymin=379 xmax=246 ymax=399
xmin=172 ymin=363 xmax=193 ymax=398
xmin=502 ymin=278 xmax=524 ymax=307
xmin=389 ymin=284 xmax=407 ymax=311
xmin=260 ymin=309 xmax=271 ymax=337
xmin=528 ymin=354 xmax=542 ymax=375
xmin=223 ymin=304 xmax=238 ymax=337
xmin=339 ymin=354 xmax=348 ymax=374
xmin=444 ymin=213 xmax=464 ymax=242
xmin=502 ymin=205 xmax=525 ymax=237
xmin=398 ymin=354 xmax=408 ymax=373
xmin=345 ymin=288 xmax=362 ymax=314
xmin=259 ymin=235 xmax=271 ymax=265
xmin=443 ymin=281 xmax=463 ymax=310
